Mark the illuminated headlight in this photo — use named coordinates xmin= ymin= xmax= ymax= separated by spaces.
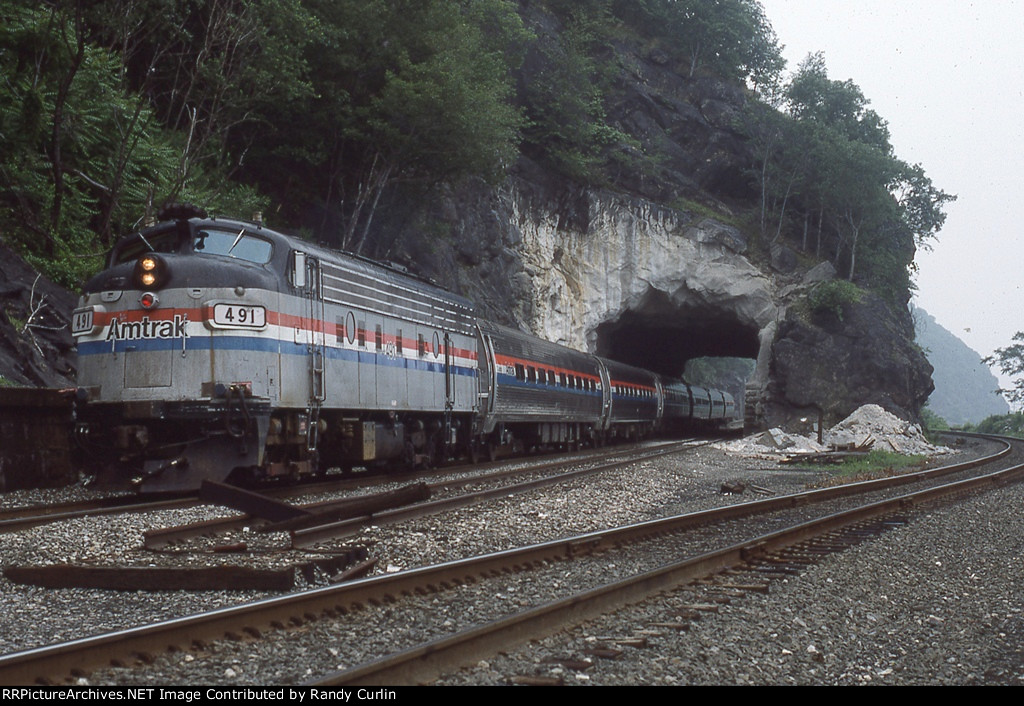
xmin=134 ymin=254 xmax=167 ymax=289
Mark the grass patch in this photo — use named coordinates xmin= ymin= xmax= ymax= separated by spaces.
xmin=805 ymin=450 xmax=929 ymax=488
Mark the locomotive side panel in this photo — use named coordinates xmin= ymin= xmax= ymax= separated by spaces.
xmin=316 ymin=255 xmax=478 ymax=416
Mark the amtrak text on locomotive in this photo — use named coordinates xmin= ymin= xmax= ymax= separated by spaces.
xmin=105 ymin=314 xmax=189 ymax=341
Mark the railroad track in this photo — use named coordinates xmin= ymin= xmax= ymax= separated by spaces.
xmin=0 ymin=440 xmax=701 ymax=537
xmin=0 ymin=432 xmax=1016 ymax=685
xmin=140 ymin=439 xmax=713 ymax=550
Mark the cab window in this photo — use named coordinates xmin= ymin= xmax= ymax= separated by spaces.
xmin=193 ymin=228 xmax=273 ymax=264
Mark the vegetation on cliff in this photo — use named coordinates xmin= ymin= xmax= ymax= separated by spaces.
xmin=0 ymin=0 xmax=952 ymax=308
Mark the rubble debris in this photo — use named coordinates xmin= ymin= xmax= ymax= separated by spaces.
xmin=719 ymin=481 xmax=746 ymax=494
xmin=715 ymin=404 xmax=952 ymax=460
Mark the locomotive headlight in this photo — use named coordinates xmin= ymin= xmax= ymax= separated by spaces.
xmin=133 ymin=254 xmax=168 ymax=290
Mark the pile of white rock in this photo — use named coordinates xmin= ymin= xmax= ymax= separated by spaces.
xmin=716 ymin=404 xmax=952 ymax=459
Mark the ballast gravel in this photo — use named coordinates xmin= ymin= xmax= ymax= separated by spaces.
xmin=2 ymin=435 xmax=1021 ymax=685
xmin=437 ymin=480 xmax=1024 ymax=685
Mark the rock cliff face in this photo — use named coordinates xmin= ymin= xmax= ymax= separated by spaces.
xmin=769 ymin=289 xmax=934 ymax=426
xmin=373 ymin=6 xmax=936 ymax=429
xmin=423 ymin=180 xmax=934 ymax=430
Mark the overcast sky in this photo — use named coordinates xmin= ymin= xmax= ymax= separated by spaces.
xmin=758 ymin=0 xmax=1023 ymax=389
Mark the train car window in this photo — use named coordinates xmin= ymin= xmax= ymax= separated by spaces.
xmin=193 ymin=228 xmax=273 ymax=264
xmin=527 ymin=366 xmax=536 ymax=384
xmin=396 ymin=329 xmax=403 ymax=355
xmin=515 ymin=363 xmax=525 ymax=381
xmin=548 ymin=370 xmax=556 ymax=385
xmin=358 ymin=320 xmax=366 ymax=348
xmin=433 ymin=332 xmax=441 ymax=359
xmin=560 ymin=372 xmax=567 ymax=387
xmin=418 ymin=334 xmax=426 ymax=357
xmin=375 ymin=325 xmax=382 ymax=351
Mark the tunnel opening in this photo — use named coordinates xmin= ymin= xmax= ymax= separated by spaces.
xmin=593 ymin=289 xmax=761 ymax=415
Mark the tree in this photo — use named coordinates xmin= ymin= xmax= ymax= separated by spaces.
xmin=85 ymin=0 xmax=316 ymax=213
xmin=984 ymin=333 xmax=1024 ymax=410
xmin=743 ymin=52 xmax=954 ymax=293
xmin=241 ymin=0 xmax=527 ymax=252
xmin=612 ymin=0 xmax=784 ymax=94
xmin=0 ymin=0 xmax=270 ymax=285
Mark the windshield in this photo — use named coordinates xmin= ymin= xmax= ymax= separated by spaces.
xmin=112 ymin=231 xmax=182 ymax=264
xmin=193 ymin=228 xmax=273 ymax=264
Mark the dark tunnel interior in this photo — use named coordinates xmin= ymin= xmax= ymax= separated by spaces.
xmin=593 ymin=289 xmax=761 ymax=381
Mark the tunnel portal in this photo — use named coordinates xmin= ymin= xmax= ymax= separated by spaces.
xmin=593 ymin=289 xmax=762 ymax=380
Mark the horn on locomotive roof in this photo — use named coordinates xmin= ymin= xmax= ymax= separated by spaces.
xmin=158 ymin=203 xmax=209 ymax=222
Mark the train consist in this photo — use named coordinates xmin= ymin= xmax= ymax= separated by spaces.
xmin=72 ymin=211 xmax=737 ymax=492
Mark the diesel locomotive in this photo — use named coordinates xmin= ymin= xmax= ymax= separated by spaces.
xmin=72 ymin=210 xmax=736 ymax=492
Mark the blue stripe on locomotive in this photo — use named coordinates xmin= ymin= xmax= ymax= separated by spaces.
xmin=77 ymin=337 xmax=479 ymax=378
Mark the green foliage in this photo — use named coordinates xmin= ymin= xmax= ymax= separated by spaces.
xmin=241 ymin=0 xmax=527 ymax=252
xmin=521 ymin=7 xmax=634 ymax=183
xmin=983 ymin=332 xmax=1024 ymax=410
xmin=919 ymin=405 xmax=950 ymax=433
xmin=742 ymin=52 xmax=954 ymax=300
xmin=0 ymin=0 xmax=946 ymax=316
xmin=611 ymin=0 xmax=784 ymax=93
xmin=0 ymin=0 xmax=271 ymax=286
xmin=807 ymin=280 xmax=863 ymax=321
xmin=963 ymin=412 xmax=1024 ymax=438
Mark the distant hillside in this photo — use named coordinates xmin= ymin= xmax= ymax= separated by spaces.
xmin=914 ymin=308 xmax=1009 ymax=425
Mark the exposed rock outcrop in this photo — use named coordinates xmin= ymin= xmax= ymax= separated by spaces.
xmin=769 ymin=292 xmax=934 ymax=427
xmin=0 ymin=240 xmax=76 ymax=388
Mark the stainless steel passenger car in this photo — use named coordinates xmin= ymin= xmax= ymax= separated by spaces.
xmin=475 ymin=320 xmax=605 ymax=456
